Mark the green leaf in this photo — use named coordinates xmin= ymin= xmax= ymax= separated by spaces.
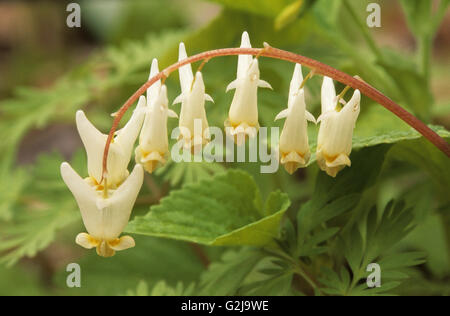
xmin=54 ymin=236 xmax=205 ymax=296
xmin=239 ymin=272 xmax=295 ymax=296
xmin=354 ymin=122 xmax=450 ymax=150
xmin=299 ymin=227 xmax=340 ymax=257
xmin=154 ymin=160 xmax=225 ymax=187
xmin=0 ymin=264 xmax=50 ymax=296
xmin=205 ymin=0 xmax=294 ymax=18
xmin=0 ymin=167 xmax=28 ymax=221
xmin=125 ymin=280 xmax=196 ymax=296
xmin=388 ymin=136 xmax=450 ymax=201
xmin=198 ymin=249 xmax=265 ymax=296
xmin=126 ymin=170 xmax=290 ymax=246
xmin=400 ymin=0 xmax=433 ymax=37
xmin=377 ymin=49 xmax=433 ymax=121
xmin=0 ymin=31 xmax=184 ymax=169
xmin=299 ymin=145 xmax=389 ymax=238
xmin=274 ymin=0 xmax=316 ymax=30
xmin=0 ymin=152 xmax=83 ymax=266
xmin=332 ymin=200 xmax=421 ymax=296
xmin=378 ymin=252 xmax=426 ymax=272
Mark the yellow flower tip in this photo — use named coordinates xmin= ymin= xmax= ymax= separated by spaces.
xmin=135 ymin=147 xmax=167 ymax=174
xmin=284 ymin=162 xmax=300 ymax=175
xmin=109 ymin=235 xmax=136 ymax=251
xmin=144 ymin=161 xmax=159 ymax=174
xmin=280 ymin=151 xmax=309 ymax=174
xmin=76 ymin=233 xmax=135 ymax=257
xmin=224 ymin=120 xmax=259 ymax=145
xmin=316 ymin=150 xmax=351 ymax=177
xmin=76 ymin=232 xmax=99 ymax=249
xmin=96 ymin=241 xmax=116 ymax=258
xmin=177 ymin=131 xmax=210 ymax=153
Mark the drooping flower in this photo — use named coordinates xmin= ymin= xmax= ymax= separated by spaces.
xmin=173 ymin=42 xmax=213 ymax=150
xmin=63 ymin=99 xmax=145 ymax=256
xmin=316 ymin=76 xmax=361 ymax=177
xmin=75 ymin=99 xmax=145 ymax=188
xmin=225 ymin=31 xmax=272 ymax=145
xmin=276 ymin=64 xmax=316 ymax=174
xmin=61 ymin=163 xmax=144 ymax=257
xmin=135 ymin=59 xmax=178 ymax=173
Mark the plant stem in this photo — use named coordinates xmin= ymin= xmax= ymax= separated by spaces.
xmin=342 ymin=0 xmax=383 ymax=60
xmin=264 ymin=247 xmax=323 ymax=295
xmin=418 ymin=35 xmax=432 ymax=82
xmin=101 ymin=46 xmax=450 ymax=179
xmin=292 ymin=264 xmax=322 ymax=295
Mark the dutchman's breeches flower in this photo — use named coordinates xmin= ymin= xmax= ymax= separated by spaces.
xmin=316 ymin=76 xmax=361 ymax=177
xmin=225 ymin=31 xmax=272 ymax=146
xmin=62 ymin=99 xmax=145 ymax=256
xmin=174 ymin=42 xmax=213 ymax=151
xmin=135 ymin=59 xmax=178 ymax=173
xmin=61 ymin=163 xmax=144 ymax=257
xmin=276 ymin=64 xmax=316 ymax=174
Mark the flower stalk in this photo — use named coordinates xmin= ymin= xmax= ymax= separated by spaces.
xmin=101 ymin=45 xmax=450 ymax=178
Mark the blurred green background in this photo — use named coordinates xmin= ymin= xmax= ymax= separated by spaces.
xmin=0 ymin=0 xmax=449 ymax=296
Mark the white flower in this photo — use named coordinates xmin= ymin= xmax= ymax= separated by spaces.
xmin=316 ymin=76 xmax=361 ymax=177
xmin=76 ymin=100 xmax=145 ymax=187
xmin=225 ymin=31 xmax=272 ymax=145
xmin=135 ymin=59 xmax=178 ymax=173
xmin=173 ymin=42 xmax=213 ymax=150
xmin=61 ymin=163 xmax=144 ymax=257
xmin=276 ymin=64 xmax=316 ymax=174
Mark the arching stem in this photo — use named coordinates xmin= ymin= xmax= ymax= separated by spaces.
xmin=101 ymin=46 xmax=450 ymax=180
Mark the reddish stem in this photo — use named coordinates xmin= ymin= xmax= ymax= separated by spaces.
xmin=101 ymin=46 xmax=450 ymax=179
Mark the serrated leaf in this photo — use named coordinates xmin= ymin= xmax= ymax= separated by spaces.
xmin=126 ymin=170 xmax=290 ymax=246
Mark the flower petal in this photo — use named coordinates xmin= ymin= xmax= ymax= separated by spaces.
xmin=147 ymin=58 xmax=161 ymax=103
xmin=104 ymin=164 xmax=144 ymax=239
xmin=76 ymin=110 xmax=108 ymax=182
xmin=321 ymin=76 xmax=336 ymax=113
xmin=325 ymin=153 xmax=351 ymax=168
xmin=60 ymin=162 xmax=104 ymax=236
xmin=108 ymin=235 xmax=135 ymax=251
xmin=288 ymin=64 xmax=303 ymax=107
xmin=75 ymin=233 xmax=99 ymax=249
xmin=237 ymin=31 xmax=253 ymax=79
xmin=178 ymin=42 xmax=194 ymax=94
xmin=114 ymin=95 xmax=146 ymax=156
xmin=96 ymin=241 xmax=116 ymax=258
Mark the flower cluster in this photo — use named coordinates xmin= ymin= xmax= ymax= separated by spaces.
xmin=277 ymin=65 xmax=360 ymax=176
xmin=61 ymin=31 xmax=360 ymax=256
